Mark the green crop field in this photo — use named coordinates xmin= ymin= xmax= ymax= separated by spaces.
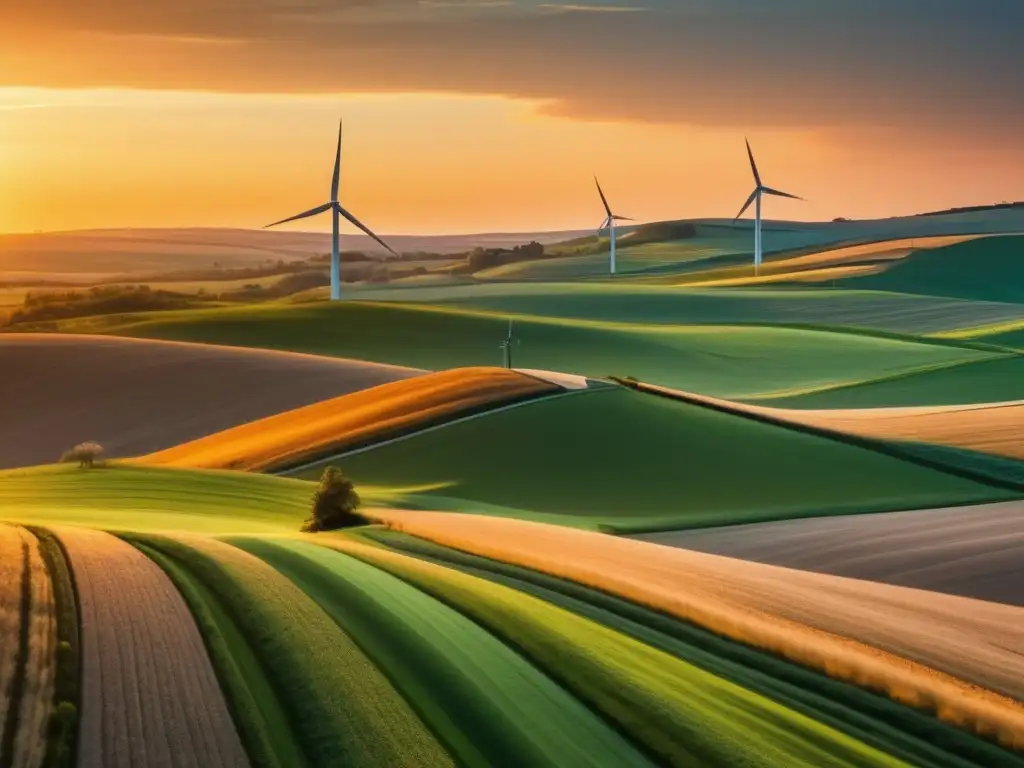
xmin=349 ymin=283 xmax=1024 ymax=336
xmin=336 ymin=536 xmax=908 ymax=768
xmin=232 ymin=537 xmax=649 ymax=768
xmin=13 ymin=300 xmax=1001 ymax=400
xmin=128 ymin=534 xmax=452 ymax=768
xmin=758 ymin=354 xmax=1024 ymax=409
xmin=288 ymin=387 xmax=1016 ymax=532
xmin=840 ymin=236 xmax=1024 ymax=303
xmin=0 ymin=464 xmax=312 ymax=533
xmin=360 ymin=529 xmax=1015 ymax=768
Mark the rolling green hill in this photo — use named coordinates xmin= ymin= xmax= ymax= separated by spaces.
xmin=840 ymin=236 xmax=1024 ymax=303
xmin=286 ymin=387 xmax=1015 ymax=532
xmin=350 ymin=283 xmax=1024 ymax=336
xmin=756 ymin=355 xmax=1024 ymax=409
xmin=9 ymin=301 xmax=999 ymax=400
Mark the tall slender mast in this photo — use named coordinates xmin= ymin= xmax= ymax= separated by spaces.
xmin=754 ymin=192 xmax=762 ymax=275
xmin=610 ymin=219 xmax=617 ymax=275
xmin=331 ymin=205 xmax=340 ymax=300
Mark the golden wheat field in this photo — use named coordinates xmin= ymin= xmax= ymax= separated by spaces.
xmin=139 ymin=367 xmax=560 ymax=471
xmin=372 ymin=509 xmax=1024 ymax=748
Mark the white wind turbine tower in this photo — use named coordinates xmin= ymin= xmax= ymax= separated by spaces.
xmin=265 ymin=120 xmax=398 ymax=301
xmin=733 ymin=139 xmax=803 ymax=275
xmin=595 ymin=177 xmax=633 ymax=275
xmin=498 ymin=319 xmax=517 ymax=369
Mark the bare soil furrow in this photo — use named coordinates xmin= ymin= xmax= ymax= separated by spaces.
xmin=57 ymin=527 xmax=248 ymax=768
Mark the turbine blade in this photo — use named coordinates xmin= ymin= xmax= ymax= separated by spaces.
xmin=264 ymin=202 xmax=332 ymax=229
xmin=597 ymin=216 xmax=611 ymax=236
xmin=330 ymin=119 xmax=342 ymax=202
xmin=745 ymin=138 xmax=762 ymax=186
xmin=594 ymin=176 xmax=612 ymax=217
xmin=761 ymin=185 xmax=804 ymax=201
xmin=612 ymin=215 xmax=633 ymax=221
xmin=733 ymin=189 xmax=758 ymax=223
xmin=335 ymin=203 xmax=399 ymax=257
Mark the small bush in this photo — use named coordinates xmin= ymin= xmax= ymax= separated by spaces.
xmin=301 ymin=466 xmax=365 ymax=532
xmin=60 ymin=442 xmax=104 ymax=469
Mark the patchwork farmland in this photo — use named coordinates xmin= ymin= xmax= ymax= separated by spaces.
xmin=3 ymin=219 xmax=1024 ymax=766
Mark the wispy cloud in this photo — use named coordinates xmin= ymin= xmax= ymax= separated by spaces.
xmin=537 ymin=3 xmax=646 ymax=11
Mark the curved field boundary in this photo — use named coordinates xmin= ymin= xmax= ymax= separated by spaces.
xmin=360 ymin=528 xmax=1021 ymax=768
xmin=0 ymin=526 xmax=56 ymax=768
xmin=27 ymin=527 xmax=81 ymax=768
xmin=140 ymin=367 xmax=562 ymax=473
xmin=130 ymin=534 xmax=452 ymax=768
xmin=233 ymin=537 xmax=649 ymax=768
xmin=55 ymin=527 xmax=249 ymax=768
xmin=280 ymin=386 xmax=599 ymax=476
xmin=371 ymin=510 xmax=1024 ymax=750
xmin=638 ymin=501 xmax=1024 ymax=611
xmin=125 ymin=538 xmax=306 ymax=768
xmin=316 ymin=534 xmax=908 ymax=768
xmin=730 ymin=400 xmax=1024 ymax=463
xmin=617 ymin=379 xmax=1024 ymax=494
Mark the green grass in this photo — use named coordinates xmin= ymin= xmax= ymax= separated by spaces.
xmin=0 ymin=464 xmax=313 ymax=534
xmin=840 ymin=236 xmax=1024 ymax=303
xmin=128 ymin=534 xmax=451 ymax=768
xmin=336 ymin=535 xmax=908 ymax=768
xmin=756 ymin=355 xmax=1024 ymax=409
xmin=20 ymin=300 xmax=999 ymax=400
xmin=351 ymin=283 xmax=1024 ymax=336
xmin=289 ymin=387 xmax=1015 ymax=532
xmin=359 ymin=528 xmax=1021 ymax=768
xmin=231 ymin=537 xmax=650 ymax=768
xmin=127 ymin=538 xmax=306 ymax=768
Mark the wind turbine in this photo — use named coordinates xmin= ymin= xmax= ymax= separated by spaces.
xmin=733 ymin=139 xmax=803 ymax=275
xmin=265 ymin=120 xmax=398 ymax=301
xmin=595 ymin=177 xmax=633 ymax=275
xmin=498 ymin=319 xmax=517 ymax=369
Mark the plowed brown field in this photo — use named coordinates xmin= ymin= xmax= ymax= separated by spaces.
xmin=58 ymin=527 xmax=249 ymax=768
xmin=0 ymin=334 xmax=419 ymax=470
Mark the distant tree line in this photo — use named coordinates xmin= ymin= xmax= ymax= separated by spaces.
xmin=464 ymin=241 xmax=545 ymax=272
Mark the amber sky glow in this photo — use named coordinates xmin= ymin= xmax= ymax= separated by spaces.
xmin=2 ymin=1 xmax=1022 ymax=235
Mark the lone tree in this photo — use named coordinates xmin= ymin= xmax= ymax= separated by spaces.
xmin=60 ymin=441 xmax=104 ymax=469
xmin=302 ymin=466 xmax=365 ymax=532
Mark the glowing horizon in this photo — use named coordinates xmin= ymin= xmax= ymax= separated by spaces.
xmin=2 ymin=1 xmax=1022 ymax=236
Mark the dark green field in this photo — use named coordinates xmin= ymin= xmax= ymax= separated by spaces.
xmin=288 ymin=387 xmax=1015 ymax=532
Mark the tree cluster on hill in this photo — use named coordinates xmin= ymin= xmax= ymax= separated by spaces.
xmin=60 ymin=441 xmax=104 ymax=469
xmin=620 ymin=221 xmax=697 ymax=246
xmin=465 ymin=241 xmax=545 ymax=272
xmin=301 ymin=466 xmax=366 ymax=532
xmin=0 ymin=271 xmax=340 ymax=328
xmin=309 ymin=250 xmax=378 ymax=264
xmin=4 ymin=285 xmax=208 ymax=326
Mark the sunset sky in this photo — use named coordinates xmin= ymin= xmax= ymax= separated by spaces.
xmin=2 ymin=0 xmax=1022 ymax=235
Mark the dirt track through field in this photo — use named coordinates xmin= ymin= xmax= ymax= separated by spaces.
xmin=0 ymin=334 xmax=420 ymax=469
xmin=57 ymin=527 xmax=248 ymax=768
xmin=375 ymin=510 xmax=1024 ymax=748
xmin=636 ymin=501 xmax=1024 ymax=607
